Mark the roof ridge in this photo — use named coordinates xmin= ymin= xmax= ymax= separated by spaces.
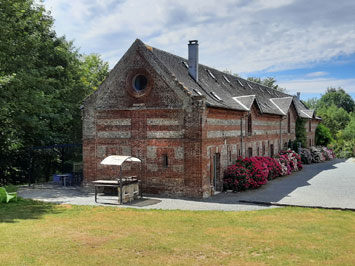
xmin=145 ymin=42 xmax=292 ymax=97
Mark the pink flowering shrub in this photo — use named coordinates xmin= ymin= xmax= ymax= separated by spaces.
xmin=322 ymin=147 xmax=335 ymax=160
xmin=275 ymin=154 xmax=291 ymax=176
xmin=224 ymin=156 xmax=282 ymax=191
xmin=277 ymin=149 xmax=303 ymax=171
xmin=224 ymin=150 xmax=302 ymax=192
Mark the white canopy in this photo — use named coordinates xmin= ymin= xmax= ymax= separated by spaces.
xmin=100 ymin=155 xmax=141 ymax=166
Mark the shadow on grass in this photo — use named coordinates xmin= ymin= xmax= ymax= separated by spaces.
xmin=0 ymin=198 xmax=60 ymax=223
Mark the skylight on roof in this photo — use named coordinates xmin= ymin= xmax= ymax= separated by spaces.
xmin=247 ymin=83 xmax=254 ymax=90
xmin=211 ymin=91 xmax=222 ymax=101
xmin=237 ymin=80 xmax=244 ymax=87
xmin=193 ymin=88 xmax=202 ymax=96
xmin=206 ymin=69 xmax=216 ymax=80
xmin=223 ymin=75 xmax=231 ymax=84
xmin=182 ymin=61 xmax=188 ymax=69
xmin=266 ymin=89 xmax=271 ymax=95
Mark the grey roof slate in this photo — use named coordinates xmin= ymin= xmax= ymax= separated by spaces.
xmin=139 ymin=39 xmax=313 ymax=118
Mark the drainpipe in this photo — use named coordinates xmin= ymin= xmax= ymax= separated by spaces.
xmin=280 ymin=115 xmax=286 ymax=151
xmin=279 ymin=116 xmax=282 ymax=152
xmin=240 ymin=112 xmax=249 ymax=158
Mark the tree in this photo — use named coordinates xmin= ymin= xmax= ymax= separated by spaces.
xmin=295 ymin=118 xmax=307 ymax=148
xmin=315 ymin=124 xmax=333 ymax=146
xmin=247 ymin=77 xmax=286 ymax=92
xmin=0 ymin=0 xmax=109 ymax=185
xmin=80 ymin=54 xmax=109 ymax=95
xmin=303 ymin=97 xmax=319 ymax=110
xmin=318 ymin=87 xmax=355 ymax=113
xmin=342 ymin=113 xmax=355 ymax=141
xmin=316 ymin=105 xmax=350 ymax=137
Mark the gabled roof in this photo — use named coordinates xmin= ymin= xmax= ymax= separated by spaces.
xmin=269 ymin=97 xmax=293 ymax=115
xmin=126 ymin=39 xmax=315 ymax=118
xmin=232 ymin=95 xmax=255 ymax=111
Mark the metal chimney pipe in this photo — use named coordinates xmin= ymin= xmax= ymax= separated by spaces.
xmin=297 ymin=92 xmax=300 ymax=100
xmin=188 ymin=40 xmax=199 ymax=82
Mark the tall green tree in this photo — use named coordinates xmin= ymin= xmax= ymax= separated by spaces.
xmin=318 ymin=87 xmax=354 ymax=113
xmin=316 ymin=105 xmax=350 ymax=137
xmin=0 ymin=0 xmax=108 ymax=184
xmin=80 ymin=54 xmax=109 ymax=95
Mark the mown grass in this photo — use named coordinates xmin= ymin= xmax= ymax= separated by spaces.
xmin=0 ymin=199 xmax=354 ymax=265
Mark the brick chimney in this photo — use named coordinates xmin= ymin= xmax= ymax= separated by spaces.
xmin=188 ymin=40 xmax=199 ymax=82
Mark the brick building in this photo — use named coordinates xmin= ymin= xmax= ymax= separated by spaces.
xmin=82 ymin=39 xmax=320 ymax=198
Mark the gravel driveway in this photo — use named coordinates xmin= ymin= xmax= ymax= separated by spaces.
xmin=18 ymin=158 xmax=355 ymax=211
xmin=237 ymin=158 xmax=355 ymax=210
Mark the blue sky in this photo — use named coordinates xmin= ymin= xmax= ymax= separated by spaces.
xmin=43 ymin=0 xmax=355 ymax=101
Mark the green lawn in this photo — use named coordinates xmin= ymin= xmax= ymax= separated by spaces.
xmin=0 ymin=199 xmax=354 ymax=266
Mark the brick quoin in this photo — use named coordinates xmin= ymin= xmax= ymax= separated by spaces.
xmin=82 ymin=39 xmax=320 ymax=198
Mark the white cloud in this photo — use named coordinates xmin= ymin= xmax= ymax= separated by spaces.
xmin=278 ymin=78 xmax=355 ymax=94
xmin=306 ymin=72 xmax=328 ymax=77
xmin=43 ymin=0 xmax=355 ymax=75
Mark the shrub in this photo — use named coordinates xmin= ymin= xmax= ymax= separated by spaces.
xmin=277 ymin=150 xmax=303 ymax=171
xmin=315 ymin=124 xmax=333 ymax=146
xmin=299 ymin=148 xmax=312 ymax=164
xmin=310 ymin=146 xmax=325 ymax=163
xmin=224 ymin=156 xmax=283 ymax=191
xmin=295 ymin=118 xmax=307 ymax=148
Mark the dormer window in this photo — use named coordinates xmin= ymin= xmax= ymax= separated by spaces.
xmin=223 ymin=75 xmax=231 ymax=84
xmin=206 ymin=69 xmax=216 ymax=80
xmin=193 ymin=88 xmax=202 ymax=96
xmin=211 ymin=91 xmax=222 ymax=101
xmin=237 ymin=80 xmax=244 ymax=87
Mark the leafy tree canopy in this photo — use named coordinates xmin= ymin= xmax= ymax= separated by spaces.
xmin=316 ymin=104 xmax=350 ymax=137
xmin=315 ymin=124 xmax=333 ymax=146
xmin=342 ymin=113 xmax=355 ymax=141
xmin=303 ymin=97 xmax=318 ymax=110
xmin=0 ymin=0 xmax=108 ymax=184
xmin=318 ymin=87 xmax=354 ymax=113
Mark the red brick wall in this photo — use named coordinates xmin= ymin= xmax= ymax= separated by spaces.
xmin=201 ymin=102 xmax=302 ymax=196
xmin=82 ymin=42 xmax=319 ymax=198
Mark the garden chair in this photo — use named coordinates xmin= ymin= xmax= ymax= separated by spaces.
xmin=0 ymin=187 xmax=17 ymax=203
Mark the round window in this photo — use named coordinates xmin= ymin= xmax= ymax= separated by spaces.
xmin=133 ymin=75 xmax=148 ymax=92
xmin=126 ymin=69 xmax=152 ymax=98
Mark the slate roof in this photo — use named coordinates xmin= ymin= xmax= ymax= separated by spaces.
xmin=140 ymin=39 xmax=315 ymax=118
